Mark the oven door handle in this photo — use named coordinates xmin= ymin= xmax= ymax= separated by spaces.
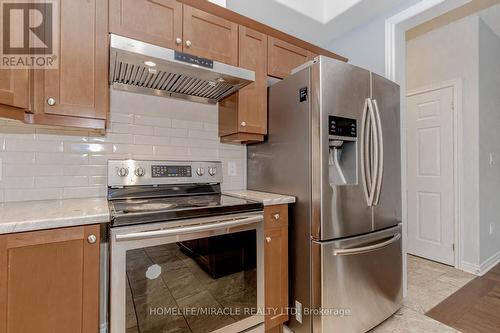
xmin=115 ymin=215 xmax=263 ymax=241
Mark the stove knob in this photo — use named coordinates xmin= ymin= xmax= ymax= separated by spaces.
xmin=196 ymin=167 xmax=205 ymax=176
xmin=208 ymin=167 xmax=217 ymax=176
xmin=117 ymin=167 xmax=129 ymax=177
xmin=134 ymin=167 xmax=146 ymax=177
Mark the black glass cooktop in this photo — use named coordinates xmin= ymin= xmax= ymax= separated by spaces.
xmin=110 ymin=194 xmax=263 ymax=227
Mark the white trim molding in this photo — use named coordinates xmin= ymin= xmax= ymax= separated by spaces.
xmin=384 ymin=0 xmax=472 ymax=297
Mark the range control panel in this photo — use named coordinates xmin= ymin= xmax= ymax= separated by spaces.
xmin=108 ymin=160 xmax=222 ymax=187
xmin=152 ymin=165 xmax=192 ymax=178
xmin=328 ymin=116 xmax=357 ymax=138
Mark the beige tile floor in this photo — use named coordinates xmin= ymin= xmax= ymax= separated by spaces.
xmin=371 ymin=255 xmax=475 ymax=332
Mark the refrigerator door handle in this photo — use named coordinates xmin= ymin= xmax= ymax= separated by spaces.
xmin=360 ymin=98 xmax=372 ymax=206
xmin=332 ymin=233 xmax=401 ymax=256
xmin=367 ymin=98 xmax=379 ymax=206
xmin=372 ymin=99 xmax=384 ymax=205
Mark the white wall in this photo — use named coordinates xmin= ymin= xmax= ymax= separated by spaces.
xmin=0 ymin=90 xmax=246 ymax=202
xmin=478 ymin=18 xmax=500 ymax=264
xmin=406 ymin=15 xmax=481 ymax=267
xmin=325 ymin=0 xmax=421 ymax=76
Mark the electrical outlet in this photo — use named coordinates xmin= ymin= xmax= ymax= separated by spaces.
xmin=490 ymin=223 xmax=494 ymax=235
xmin=295 ymin=300 xmax=302 ymax=324
xmin=227 ymin=161 xmax=237 ymax=177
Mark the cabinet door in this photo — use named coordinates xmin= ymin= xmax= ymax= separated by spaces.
xmin=268 ymin=37 xmax=310 ymax=79
xmin=264 ymin=226 xmax=289 ymax=330
xmin=109 ymin=0 xmax=182 ymax=50
xmin=183 ymin=5 xmax=238 ymax=65
xmin=219 ymin=26 xmax=267 ymax=138
xmin=0 ymin=69 xmax=29 ymax=109
xmin=0 ymin=225 xmax=100 ymax=333
xmin=238 ymin=26 xmax=268 ymax=135
xmin=43 ymin=0 xmax=108 ymax=120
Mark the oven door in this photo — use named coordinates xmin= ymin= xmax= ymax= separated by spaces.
xmin=110 ymin=212 xmax=264 ymax=333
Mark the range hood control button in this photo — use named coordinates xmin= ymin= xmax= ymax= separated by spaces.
xmin=196 ymin=167 xmax=205 ymax=176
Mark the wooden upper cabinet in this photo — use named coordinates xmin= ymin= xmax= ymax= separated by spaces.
xmin=182 ymin=5 xmax=238 ymax=66
xmin=109 ymin=0 xmax=183 ymax=50
xmin=219 ymin=26 xmax=267 ymax=143
xmin=0 ymin=69 xmax=29 ymax=109
xmin=39 ymin=0 xmax=108 ymax=125
xmin=268 ymin=36 xmax=312 ymax=79
xmin=0 ymin=225 xmax=100 ymax=333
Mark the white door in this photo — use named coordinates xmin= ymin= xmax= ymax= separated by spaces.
xmin=407 ymin=86 xmax=455 ymax=265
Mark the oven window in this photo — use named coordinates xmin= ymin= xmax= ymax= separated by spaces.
xmin=125 ymin=230 xmax=258 ymax=333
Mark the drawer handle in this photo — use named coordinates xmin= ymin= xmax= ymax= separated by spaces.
xmin=185 ymin=40 xmax=192 ymax=47
xmin=333 ymin=234 xmax=401 ymax=256
xmin=266 ymin=237 xmax=272 ymax=243
xmin=175 ymin=37 xmax=182 ymax=45
xmin=47 ymin=97 xmax=56 ymax=106
xmin=273 ymin=213 xmax=280 ymax=220
xmin=87 ymin=234 xmax=97 ymax=244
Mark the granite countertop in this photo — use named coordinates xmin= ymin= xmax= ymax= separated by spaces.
xmin=0 ymin=197 xmax=110 ymax=235
xmin=223 ymin=190 xmax=295 ymax=206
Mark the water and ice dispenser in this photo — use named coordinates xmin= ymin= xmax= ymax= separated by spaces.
xmin=328 ymin=116 xmax=358 ymax=186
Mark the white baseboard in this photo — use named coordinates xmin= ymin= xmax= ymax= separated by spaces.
xmin=479 ymin=250 xmax=500 ymax=276
xmin=460 ymin=260 xmax=480 ymax=275
xmin=461 ymin=250 xmax=500 ymax=276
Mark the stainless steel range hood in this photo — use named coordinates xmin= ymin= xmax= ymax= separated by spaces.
xmin=109 ymin=34 xmax=255 ymax=104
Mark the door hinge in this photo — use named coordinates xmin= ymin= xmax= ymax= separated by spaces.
xmin=452 ymin=243 xmax=455 ymax=251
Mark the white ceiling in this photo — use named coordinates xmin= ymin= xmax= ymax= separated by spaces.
xmin=226 ymin=0 xmax=405 ymax=46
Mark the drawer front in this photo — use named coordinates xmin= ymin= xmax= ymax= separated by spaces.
xmin=264 ymin=204 xmax=288 ymax=229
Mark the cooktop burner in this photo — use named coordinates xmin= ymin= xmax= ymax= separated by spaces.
xmin=110 ymin=194 xmax=262 ymax=227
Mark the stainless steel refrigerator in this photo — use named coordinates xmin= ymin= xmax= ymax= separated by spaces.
xmin=248 ymin=56 xmax=402 ymax=333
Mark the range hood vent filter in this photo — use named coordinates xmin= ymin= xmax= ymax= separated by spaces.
xmin=109 ymin=34 xmax=255 ymax=104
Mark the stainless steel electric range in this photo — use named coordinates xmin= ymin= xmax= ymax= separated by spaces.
xmin=107 ymin=160 xmax=265 ymax=333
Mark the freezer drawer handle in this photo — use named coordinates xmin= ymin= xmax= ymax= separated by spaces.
xmin=115 ymin=215 xmax=263 ymax=241
xmin=332 ymin=233 xmax=401 ymax=256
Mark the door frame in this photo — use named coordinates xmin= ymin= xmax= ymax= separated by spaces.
xmin=406 ymin=79 xmax=463 ymax=269
xmin=384 ymin=0 xmax=472 ymax=296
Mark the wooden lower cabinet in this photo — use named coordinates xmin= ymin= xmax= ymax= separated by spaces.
xmin=264 ymin=204 xmax=289 ymax=332
xmin=0 ymin=225 xmax=101 ymax=333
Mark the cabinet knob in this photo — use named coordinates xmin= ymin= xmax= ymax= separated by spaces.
xmin=87 ymin=234 xmax=97 ymax=244
xmin=175 ymin=37 xmax=182 ymax=45
xmin=266 ymin=237 xmax=272 ymax=243
xmin=273 ymin=213 xmax=280 ymax=220
xmin=185 ymin=40 xmax=192 ymax=47
xmin=240 ymin=121 xmax=247 ymax=127
xmin=47 ymin=97 xmax=56 ymax=106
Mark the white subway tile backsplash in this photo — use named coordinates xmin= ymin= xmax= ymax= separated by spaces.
xmin=35 ymin=176 xmax=88 ymax=188
xmin=63 ymin=186 xmax=106 ymax=199
xmin=0 ymin=90 xmax=246 ymax=202
xmin=1 ymin=176 xmax=35 ymax=189
xmin=4 ymin=188 xmax=62 ymax=202
xmin=134 ymin=115 xmax=172 ymax=128
xmin=172 ymin=119 xmax=203 ymax=129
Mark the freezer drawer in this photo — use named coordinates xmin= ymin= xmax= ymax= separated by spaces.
xmin=312 ymin=225 xmax=402 ymax=333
